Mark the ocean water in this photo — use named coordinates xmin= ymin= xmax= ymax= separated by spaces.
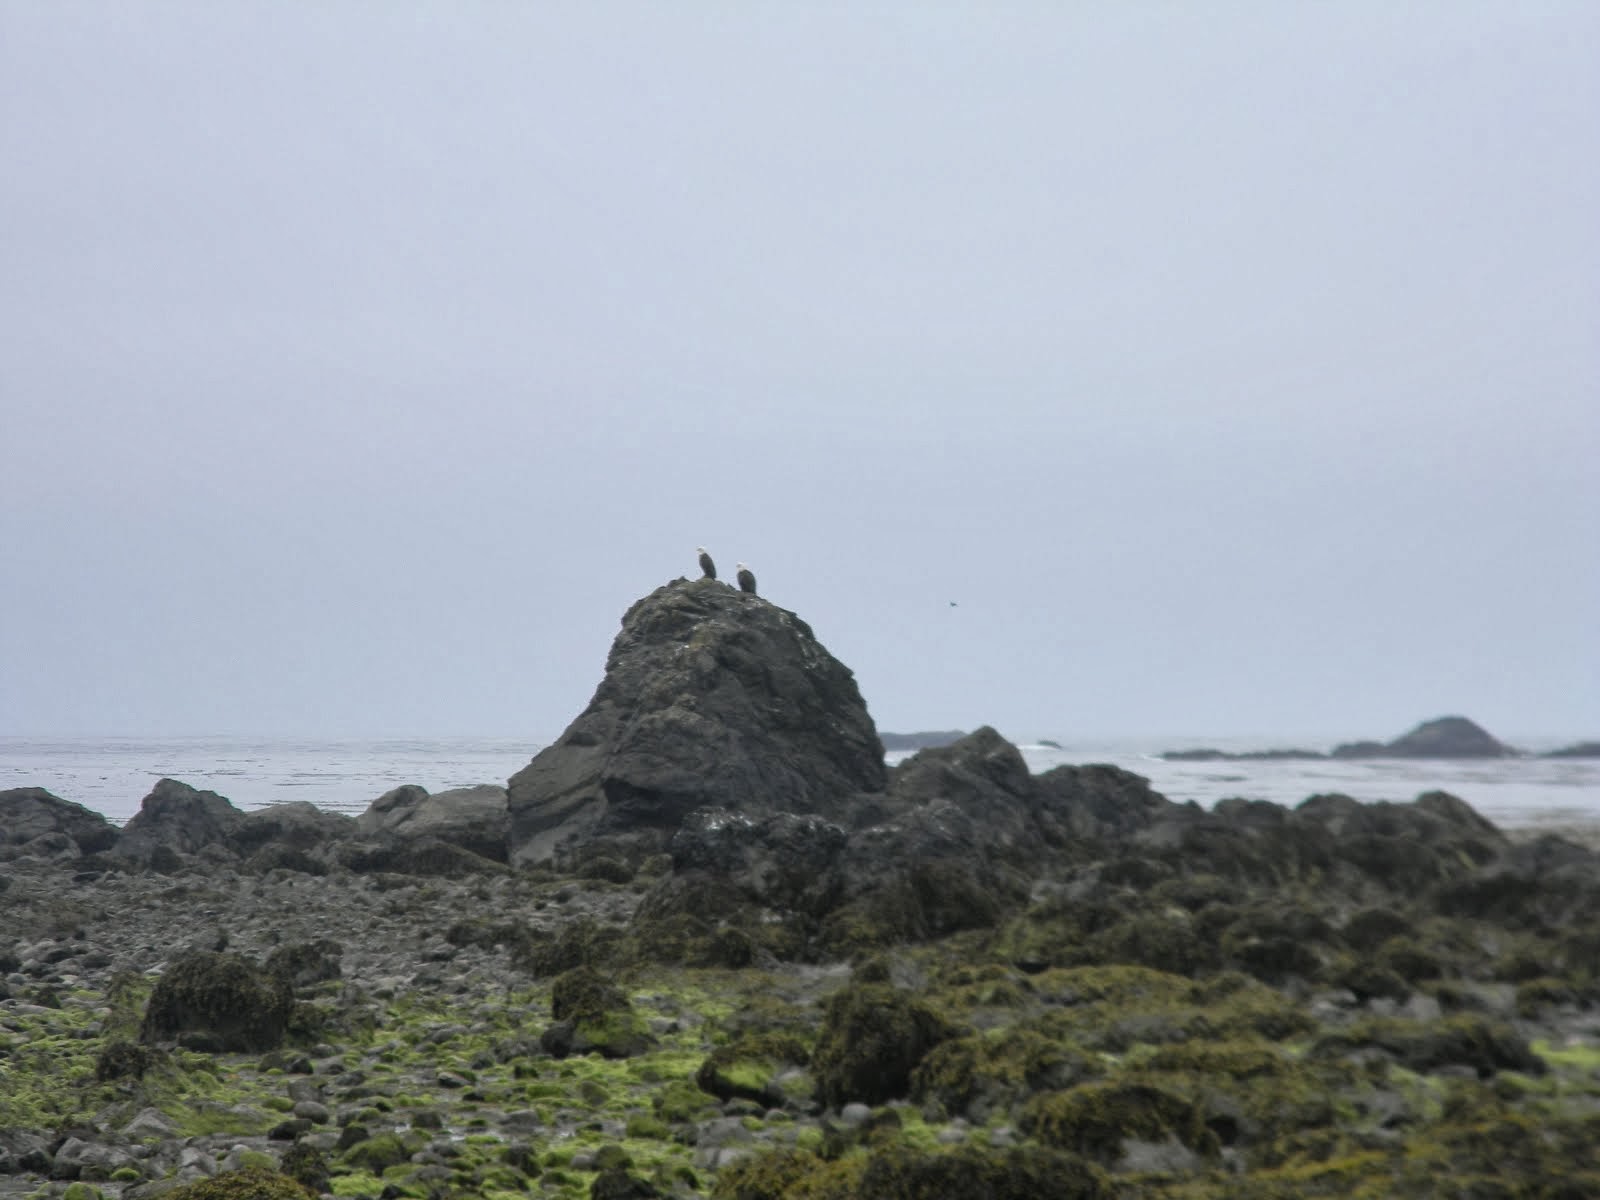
xmin=1 ymin=734 xmax=1596 ymax=833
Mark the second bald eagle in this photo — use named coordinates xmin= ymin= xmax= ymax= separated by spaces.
xmin=736 ymin=563 xmax=757 ymax=595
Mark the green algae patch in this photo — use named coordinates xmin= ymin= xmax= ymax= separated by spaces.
xmin=327 ymin=1171 xmax=385 ymax=1198
xmin=1532 ymin=1035 xmax=1600 ymax=1074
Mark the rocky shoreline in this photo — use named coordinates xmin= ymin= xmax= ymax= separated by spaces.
xmin=5 ymin=578 xmax=1598 ymax=1199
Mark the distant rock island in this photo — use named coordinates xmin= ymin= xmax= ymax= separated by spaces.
xmin=1164 ymin=715 xmax=1525 ymax=762
xmin=1331 ymin=715 xmax=1515 ymax=759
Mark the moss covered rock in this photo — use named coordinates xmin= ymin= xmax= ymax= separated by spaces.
xmin=1022 ymin=1080 xmax=1218 ymax=1165
xmin=812 ymin=983 xmax=958 ymax=1107
xmin=1311 ymin=1014 xmax=1547 ymax=1077
xmin=543 ymin=965 xmax=653 ymax=1059
xmin=912 ymin=1026 xmax=1099 ymax=1121
xmin=161 ymin=1167 xmax=315 ymax=1200
xmin=139 ymin=951 xmax=294 ymax=1052
xmin=695 ymin=1031 xmax=811 ymax=1107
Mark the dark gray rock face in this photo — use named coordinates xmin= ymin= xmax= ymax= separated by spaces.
xmin=112 ymin=779 xmax=242 ymax=863
xmin=0 ymin=788 xmax=119 ymax=857
xmin=668 ymin=807 xmax=850 ymax=916
xmin=508 ymin=578 xmax=886 ymax=866
xmin=357 ymin=784 xmax=510 ymax=862
xmin=1332 ymin=716 xmax=1513 ymax=759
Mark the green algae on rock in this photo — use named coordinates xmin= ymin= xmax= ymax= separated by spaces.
xmin=139 ymin=951 xmax=294 ymax=1053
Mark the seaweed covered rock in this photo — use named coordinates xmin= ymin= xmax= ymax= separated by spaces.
xmin=0 ymin=787 xmax=119 ymax=858
xmin=1021 ymin=1081 xmax=1218 ymax=1166
xmin=139 ymin=950 xmax=294 ymax=1052
xmin=1310 ymin=1014 xmax=1546 ymax=1077
xmin=812 ymin=983 xmax=958 ymax=1107
xmin=542 ymin=966 xmax=653 ymax=1059
xmin=160 ymin=1166 xmax=315 ymax=1200
xmin=695 ymin=1031 xmax=811 ymax=1108
xmin=508 ymin=578 xmax=886 ymax=867
xmin=913 ymin=1026 xmax=1100 ymax=1122
xmin=1434 ymin=833 xmax=1600 ymax=930
xmin=850 ymin=1144 xmax=1112 ymax=1200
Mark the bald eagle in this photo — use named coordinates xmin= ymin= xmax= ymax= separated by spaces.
xmin=697 ymin=546 xmax=717 ymax=580
xmin=736 ymin=562 xmax=757 ymax=595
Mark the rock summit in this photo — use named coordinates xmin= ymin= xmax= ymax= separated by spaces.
xmin=508 ymin=577 xmax=887 ymax=866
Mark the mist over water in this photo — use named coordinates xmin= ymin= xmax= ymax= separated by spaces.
xmin=3 ymin=733 xmax=1595 ymax=833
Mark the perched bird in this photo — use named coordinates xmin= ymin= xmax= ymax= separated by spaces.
xmin=697 ymin=546 xmax=717 ymax=580
xmin=736 ymin=562 xmax=757 ymax=595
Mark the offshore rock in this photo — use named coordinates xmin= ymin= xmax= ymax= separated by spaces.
xmin=508 ymin=578 xmax=886 ymax=866
xmin=0 ymin=787 xmax=120 ymax=859
xmin=1332 ymin=715 xmax=1514 ymax=759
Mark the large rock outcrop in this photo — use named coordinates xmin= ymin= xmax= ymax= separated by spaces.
xmin=507 ymin=578 xmax=886 ymax=866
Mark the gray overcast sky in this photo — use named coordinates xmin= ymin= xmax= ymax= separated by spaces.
xmin=3 ymin=3 xmax=1597 ymax=744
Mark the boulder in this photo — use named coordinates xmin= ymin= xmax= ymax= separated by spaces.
xmin=0 ymin=788 xmax=119 ymax=856
xmin=139 ymin=950 xmax=294 ymax=1052
xmin=507 ymin=578 xmax=886 ymax=866
xmin=812 ymin=982 xmax=959 ymax=1107
xmin=357 ymin=783 xmax=509 ymax=862
xmin=1332 ymin=716 xmax=1514 ymax=759
xmin=113 ymin=779 xmax=242 ymax=863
